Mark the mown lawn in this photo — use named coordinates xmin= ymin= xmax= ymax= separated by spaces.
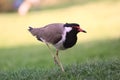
xmin=0 ymin=1 xmax=120 ymax=80
xmin=0 ymin=38 xmax=120 ymax=71
xmin=0 ymin=59 xmax=119 ymax=80
xmin=0 ymin=38 xmax=120 ymax=80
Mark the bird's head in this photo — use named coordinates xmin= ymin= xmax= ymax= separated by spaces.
xmin=64 ymin=23 xmax=87 ymax=33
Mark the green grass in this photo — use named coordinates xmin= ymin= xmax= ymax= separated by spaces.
xmin=0 ymin=1 xmax=120 ymax=79
xmin=0 ymin=58 xmax=120 ymax=80
xmin=0 ymin=38 xmax=120 ymax=79
xmin=0 ymin=38 xmax=120 ymax=71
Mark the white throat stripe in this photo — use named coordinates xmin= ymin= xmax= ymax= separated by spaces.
xmin=54 ymin=27 xmax=72 ymax=50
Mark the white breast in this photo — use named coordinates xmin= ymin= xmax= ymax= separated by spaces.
xmin=54 ymin=27 xmax=72 ymax=50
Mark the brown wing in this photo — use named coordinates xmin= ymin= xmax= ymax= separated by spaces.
xmin=30 ymin=23 xmax=64 ymax=44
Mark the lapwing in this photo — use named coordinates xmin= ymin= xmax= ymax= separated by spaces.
xmin=28 ymin=23 xmax=86 ymax=72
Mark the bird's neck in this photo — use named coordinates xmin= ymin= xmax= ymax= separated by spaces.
xmin=63 ymin=30 xmax=78 ymax=49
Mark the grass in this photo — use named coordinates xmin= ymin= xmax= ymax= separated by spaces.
xmin=0 ymin=38 xmax=120 ymax=71
xmin=0 ymin=59 xmax=120 ymax=80
xmin=0 ymin=1 xmax=120 ymax=79
xmin=0 ymin=37 xmax=120 ymax=79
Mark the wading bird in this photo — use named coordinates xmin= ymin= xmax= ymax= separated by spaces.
xmin=28 ymin=23 xmax=86 ymax=72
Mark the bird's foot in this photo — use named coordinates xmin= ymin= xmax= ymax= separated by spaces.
xmin=53 ymin=56 xmax=65 ymax=72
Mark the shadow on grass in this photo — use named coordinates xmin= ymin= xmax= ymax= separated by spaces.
xmin=0 ymin=38 xmax=120 ymax=71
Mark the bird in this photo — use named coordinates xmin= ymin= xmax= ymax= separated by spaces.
xmin=28 ymin=23 xmax=86 ymax=72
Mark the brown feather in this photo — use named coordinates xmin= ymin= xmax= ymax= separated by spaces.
xmin=29 ymin=23 xmax=65 ymax=44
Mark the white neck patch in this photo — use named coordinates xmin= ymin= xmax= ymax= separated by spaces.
xmin=54 ymin=27 xmax=72 ymax=50
xmin=64 ymin=27 xmax=72 ymax=32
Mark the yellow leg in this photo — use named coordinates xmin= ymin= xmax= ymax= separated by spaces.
xmin=45 ymin=43 xmax=54 ymax=58
xmin=42 ymin=39 xmax=65 ymax=72
xmin=54 ymin=50 xmax=65 ymax=72
xmin=41 ymin=38 xmax=54 ymax=58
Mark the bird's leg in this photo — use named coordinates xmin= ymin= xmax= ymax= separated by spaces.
xmin=46 ymin=44 xmax=65 ymax=72
xmin=45 ymin=43 xmax=54 ymax=58
xmin=41 ymin=38 xmax=54 ymax=58
xmin=42 ymin=39 xmax=64 ymax=72
xmin=54 ymin=50 xmax=65 ymax=72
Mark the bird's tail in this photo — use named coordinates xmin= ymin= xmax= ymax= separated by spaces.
xmin=28 ymin=26 xmax=39 ymax=36
xmin=28 ymin=26 xmax=33 ymax=31
xmin=28 ymin=26 xmax=35 ymax=36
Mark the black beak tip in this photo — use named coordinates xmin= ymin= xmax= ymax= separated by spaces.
xmin=83 ymin=30 xmax=87 ymax=33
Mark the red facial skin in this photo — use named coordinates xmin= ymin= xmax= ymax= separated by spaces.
xmin=73 ymin=26 xmax=87 ymax=33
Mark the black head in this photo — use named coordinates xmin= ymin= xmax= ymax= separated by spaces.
xmin=64 ymin=23 xmax=79 ymax=27
xmin=64 ymin=23 xmax=87 ymax=33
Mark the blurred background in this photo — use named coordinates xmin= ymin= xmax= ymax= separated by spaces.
xmin=0 ymin=0 xmax=120 ymax=71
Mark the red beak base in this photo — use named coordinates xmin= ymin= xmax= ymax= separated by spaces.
xmin=79 ymin=28 xmax=87 ymax=33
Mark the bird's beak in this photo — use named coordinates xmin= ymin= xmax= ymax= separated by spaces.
xmin=79 ymin=28 xmax=87 ymax=33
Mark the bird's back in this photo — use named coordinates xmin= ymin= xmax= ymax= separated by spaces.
xmin=29 ymin=23 xmax=65 ymax=44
